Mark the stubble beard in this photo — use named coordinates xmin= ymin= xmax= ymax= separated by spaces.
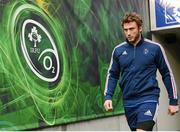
xmin=129 ymin=33 xmax=141 ymax=45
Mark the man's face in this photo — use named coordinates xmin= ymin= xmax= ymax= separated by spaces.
xmin=123 ymin=21 xmax=142 ymax=44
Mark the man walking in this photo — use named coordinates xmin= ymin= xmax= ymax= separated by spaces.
xmin=104 ymin=12 xmax=179 ymax=131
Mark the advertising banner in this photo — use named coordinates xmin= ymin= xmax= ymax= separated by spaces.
xmin=0 ymin=0 xmax=150 ymax=130
xmin=150 ymin=0 xmax=180 ymax=31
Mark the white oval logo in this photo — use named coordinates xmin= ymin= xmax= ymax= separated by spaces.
xmin=21 ymin=19 xmax=60 ymax=82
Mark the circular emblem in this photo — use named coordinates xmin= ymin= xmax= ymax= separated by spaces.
xmin=21 ymin=19 xmax=60 ymax=82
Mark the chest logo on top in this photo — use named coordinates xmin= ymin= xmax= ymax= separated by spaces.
xmin=122 ymin=50 xmax=128 ymax=55
xmin=144 ymin=48 xmax=149 ymax=55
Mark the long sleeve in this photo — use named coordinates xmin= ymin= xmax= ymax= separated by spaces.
xmin=155 ymin=45 xmax=178 ymax=105
xmin=104 ymin=48 xmax=120 ymax=100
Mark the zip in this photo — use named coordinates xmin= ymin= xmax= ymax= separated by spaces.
xmin=134 ymin=46 xmax=136 ymax=59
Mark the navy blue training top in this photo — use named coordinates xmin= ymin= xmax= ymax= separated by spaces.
xmin=104 ymin=37 xmax=178 ymax=107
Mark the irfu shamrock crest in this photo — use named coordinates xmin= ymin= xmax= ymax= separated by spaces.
xmin=28 ymin=26 xmax=42 ymax=47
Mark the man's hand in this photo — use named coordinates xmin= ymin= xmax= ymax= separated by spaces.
xmin=104 ymin=100 xmax=113 ymax=111
xmin=168 ymin=105 xmax=179 ymax=116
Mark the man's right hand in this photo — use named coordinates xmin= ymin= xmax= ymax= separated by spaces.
xmin=104 ymin=100 xmax=113 ymax=111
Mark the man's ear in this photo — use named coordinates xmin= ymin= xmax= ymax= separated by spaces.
xmin=139 ymin=26 xmax=142 ymax=33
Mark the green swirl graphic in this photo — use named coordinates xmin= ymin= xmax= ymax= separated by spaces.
xmin=2 ymin=1 xmax=70 ymax=125
xmin=0 ymin=121 xmax=18 ymax=131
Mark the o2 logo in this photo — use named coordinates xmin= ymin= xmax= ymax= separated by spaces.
xmin=21 ymin=19 xmax=60 ymax=82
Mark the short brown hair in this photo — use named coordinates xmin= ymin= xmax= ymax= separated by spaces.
xmin=121 ymin=12 xmax=143 ymax=27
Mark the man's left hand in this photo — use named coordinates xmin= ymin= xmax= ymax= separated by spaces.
xmin=168 ymin=105 xmax=179 ymax=116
